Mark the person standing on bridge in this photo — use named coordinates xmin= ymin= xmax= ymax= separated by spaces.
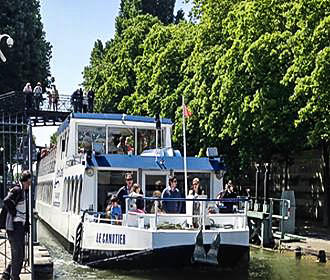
xmin=33 ymin=82 xmax=43 ymax=110
xmin=22 ymin=82 xmax=33 ymax=109
xmin=0 ymin=170 xmax=31 ymax=280
xmin=71 ymin=89 xmax=79 ymax=113
xmin=51 ymin=85 xmax=59 ymax=111
xmin=87 ymin=90 xmax=94 ymax=113
xmin=78 ymin=88 xmax=83 ymax=112
xmin=82 ymin=91 xmax=88 ymax=113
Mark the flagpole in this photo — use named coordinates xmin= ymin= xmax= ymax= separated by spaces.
xmin=182 ymin=96 xmax=188 ymax=198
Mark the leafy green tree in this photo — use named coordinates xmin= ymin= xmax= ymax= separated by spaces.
xmin=286 ymin=7 xmax=330 ymax=224
xmin=96 ymin=15 xmax=160 ymax=113
xmin=83 ymin=0 xmax=330 ymax=223
xmin=116 ymin=0 xmax=176 ymax=36
xmin=0 ymin=0 xmax=52 ymax=93
xmin=83 ymin=39 xmax=106 ymax=92
xmin=119 ymin=22 xmax=197 ymax=119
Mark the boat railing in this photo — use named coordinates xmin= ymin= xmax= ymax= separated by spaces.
xmin=83 ymin=197 xmax=249 ymax=231
xmin=38 ymin=147 xmax=57 ymax=176
xmin=65 ymin=153 xmax=84 ymax=167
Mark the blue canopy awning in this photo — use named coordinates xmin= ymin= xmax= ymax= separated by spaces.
xmin=87 ymin=154 xmax=224 ymax=172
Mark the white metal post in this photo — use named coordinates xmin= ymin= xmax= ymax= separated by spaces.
xmin=182 ymin=96 xmax=188 ymax=198
xmin=28 ymin=118 xmax=35 ymax=279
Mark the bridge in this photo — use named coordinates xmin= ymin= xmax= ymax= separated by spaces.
xmin=0 ymin=91 xmax=73 ymax=195
xmin=0 ymin=90 xmax=68 ymax=279
xmin=0 ymin=91 xmax=72 ymax=126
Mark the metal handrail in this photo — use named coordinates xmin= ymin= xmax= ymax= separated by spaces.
xmin=84 ymin=197 xmax=249 ymax=231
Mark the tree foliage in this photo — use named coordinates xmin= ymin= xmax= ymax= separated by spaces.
xmin=83 ymin=0 xmax=330 ymax=197
xmin=0 ymin=0 xmax=52 ymax=93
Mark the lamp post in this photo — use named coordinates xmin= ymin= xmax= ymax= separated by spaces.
xmin=0 ymin=33 xmax=14 ymax=62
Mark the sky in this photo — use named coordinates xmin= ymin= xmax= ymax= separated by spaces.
xmin=34 ymin=0 xmax=192 ymax=147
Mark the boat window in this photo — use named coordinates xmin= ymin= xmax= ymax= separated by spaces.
xmin=97 ymin=170 xmax=137 ymax=212
xmin=38 ymin=181 xmax=53 ymax=205
xmin=107 ymin=127 xmax=135 ymax=155
xmin=61 ymin=138 xmax=65 ymax=152
xmin=77 ymin=125 xmax=106 ymax=154
xmin=62 ymin=179 xmax=68 ymax=212
xmin=65 ymin=131 xmax=69 ymax=157
xmin=72 ymin=179 xmax=78 ymax=213
xmin=68 ymin=179 xmax=74 ymax=211
xmin=76 ymin=179 xmax=83 ymax=214
xmin=175 ymin=173 xmax=211 ymax=197
xmin=137 ymin=128 xmax=162 ymax=154
xmin=66 ymin=179 xmax=70 ymax=212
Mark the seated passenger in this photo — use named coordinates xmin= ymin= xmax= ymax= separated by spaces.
xmin=125 ymin=136 xmax=134 ymax=155
xmin=161 ymin=176 xmax=182 ymax=213
xmin=117 ymin=136 xmax=128 ymax=154
xmin=105 ymin=196 xmax=122 ymax=224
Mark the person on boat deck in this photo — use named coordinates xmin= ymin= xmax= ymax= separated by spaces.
xmin=217 ymin=180 xmax=237 ymax=213
xmin=146 ymin=180 xmax=163 ymax=212
xmin=105 ymin=196 xmax=122 ymax=224
xmin=128 ymin=183 xmax=144 ymax=213
xmin=188 ymin=177 xmax=205 ymax=196
xmin=161 ymin=176 xmax=182 ymax=213
xmin=188 ymin=178 xmax=205 ymax=227
xmin=116 ymin=173 xmax=134 ymax=213
xmin=155 ymin=180 xmax=163 ymax=192
xmin=150 ymin=190 xmax=165 ymax=214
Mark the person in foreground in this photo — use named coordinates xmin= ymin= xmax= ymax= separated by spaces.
xmin=116 ymin=173 xmax=134 ymax=213
xmin=0 ymin=170 xmax=31 ymax=280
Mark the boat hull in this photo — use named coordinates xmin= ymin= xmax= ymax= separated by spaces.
xmin=80 ymin=244 xmax=249 ymax=269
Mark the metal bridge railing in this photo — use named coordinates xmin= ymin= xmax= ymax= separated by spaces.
xmin=36 ymin=94 xmax=72 ymax=112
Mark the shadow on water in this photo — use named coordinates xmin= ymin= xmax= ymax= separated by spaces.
xmin=37 ymin=221 xmax=330 ymax=280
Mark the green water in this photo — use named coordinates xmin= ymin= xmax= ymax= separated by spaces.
xmin=38 ymin=222 xmax=330 ymax=280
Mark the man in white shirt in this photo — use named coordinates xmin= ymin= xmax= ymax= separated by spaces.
xmin=33 ymin=82 xmax=43 ymax=110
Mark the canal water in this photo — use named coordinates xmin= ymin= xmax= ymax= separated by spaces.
xmin=38 ymin=222 xmax=330 ymax=280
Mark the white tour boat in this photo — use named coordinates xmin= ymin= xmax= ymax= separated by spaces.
xmin=36 ymin=112 xmax=249 ymax=269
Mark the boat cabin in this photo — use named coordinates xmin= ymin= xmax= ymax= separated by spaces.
xmin=38 ymin=113 xmax=225 ymax=215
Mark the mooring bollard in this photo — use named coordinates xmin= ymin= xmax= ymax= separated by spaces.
xmin=295 ymin=247 xmax=302 ymax=259
xmin=317 ymin=250 xmax=327 ymax=263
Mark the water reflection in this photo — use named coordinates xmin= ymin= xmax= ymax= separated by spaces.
xmin=38 ymin=222 xmax=330 ymax=280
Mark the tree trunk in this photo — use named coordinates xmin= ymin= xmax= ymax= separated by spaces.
xmin=322 ymin=140 xmax=330 ymax=227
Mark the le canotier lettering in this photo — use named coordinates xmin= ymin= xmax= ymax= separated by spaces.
xmin=96 ymin=233 xmax=126 ymax=245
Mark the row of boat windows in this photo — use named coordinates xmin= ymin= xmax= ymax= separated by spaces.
xmin=37 ymin=182 xmax=53 ymax=205
xmin=75 ymin=125 xmax=166 ymax=155
xmin=62 ymin=178 xmax=83 ymax=215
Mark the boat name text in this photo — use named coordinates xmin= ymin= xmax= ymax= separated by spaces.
xmin=96 ymin=232 xmax=126 ymax=245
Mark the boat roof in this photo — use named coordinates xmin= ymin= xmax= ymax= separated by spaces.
xmin=87 ymin=154 xmax=224 ymax=172
xmin=57 ymin=113 xmax=172 ymax=134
